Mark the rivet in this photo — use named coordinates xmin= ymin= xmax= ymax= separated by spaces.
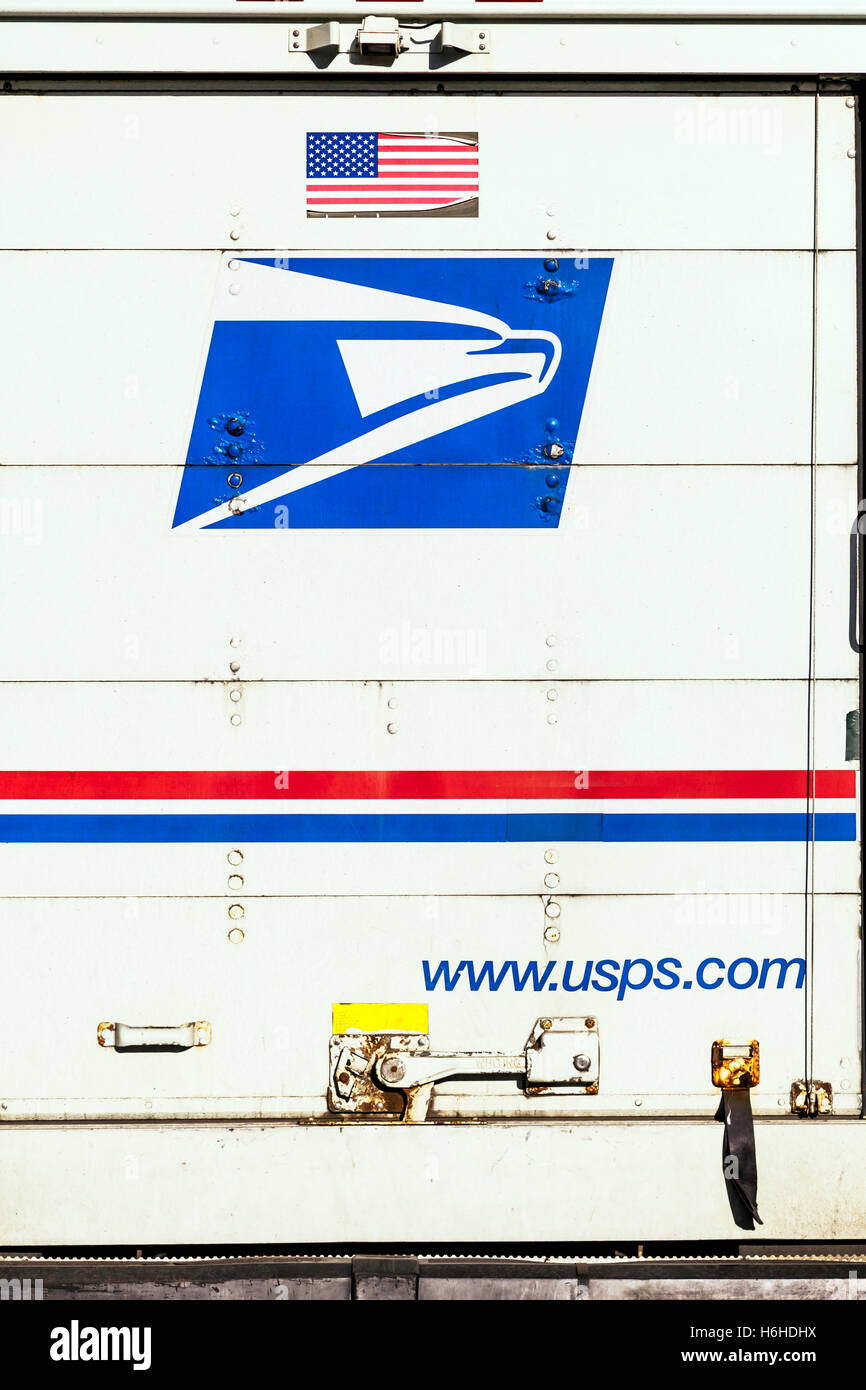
xmin=230 ymin=713 xmax=241 ymax=726
xmin=227 ymin=472 xmax=243 ymax=489
xmin=634 ymin=1098 xmax=643 ymax=1107
xmin=228 ymin=927 xmax=245 ymax=945
xmin=227 ymin=849 xmax=244 ymax=865
xmin=387 ymin=722 xmax=399 ymax=734
xmin=847 ymin=96 xmax=856 ymax=107
xmin=842 ymin=1079 xmax=852 ymax=1090
xmin=573 ymin=1054 xmax=592 ymax=1073
xmin=545 ymin=442 xmax=564 ymax=460
xmin=229 ymin=283 xmax=241 ymax=296
xmin=292 ymin=28 xmax=299 ymax=35
xmin=230 ymin=229 xmax=241 ymax=241
xmin=546 ymin=205 xmax=557 ymax=217
xmin=545 ymin=900 xmax=561 ymax=919
xmin=546 ymin=688 xmax=558 ymax=701
xmin=228 ymin=874 xmax=244 ymax=890
xmin=544 ymin=849 xmax=558 ymax=864
xmin=848 ymin=147 xmax=857 ymax=159
xmin=547 ymin=714 xmax=558 ymax=725
xmin=544 ymin=872 xmax=560 ymax=888
xmin=546 ymin=659 xmax=558 ymax=672
xmin=292 ymin=40 xmax=300 ymax=48
xmin=479 ymin=42 xmax=486 ymax=50
xmin=546 ymin=229 xmax=558 ymax=241
xmin=228 ymin=903 xmax=245 ymax=920
xmin=544 ymin=925 xmax=560 ymax=944
xmin=546 ymin=634 xmax=557 ymax=647
xmin=387 ymin=697 xmax=398 ymax=709
xmin=540 ymin=1018 xmax=552 ymax=1030
xmin=543 ymin=258 xmax=559 ymax=272
xmin=229 ymin=208 xmax=241 ymax=218
xmin=228 ymin=260 xmax=240 ymax=271
xmin=229 ymin=637 xmax=241 ymax=648
xmin=229 ymin=688 xmax=242 ymax=702
xmin=478 ymin=30 xmax=486 ymax=37
xmin=229 ymin=661 xmax=240 ymax=673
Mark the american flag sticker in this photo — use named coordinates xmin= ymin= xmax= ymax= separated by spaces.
xmin=306 ymin=131 xmax=479 ymax=218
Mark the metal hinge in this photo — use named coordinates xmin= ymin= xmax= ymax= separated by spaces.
xmin=790 ymin=1080 xmax=834 ymax=1115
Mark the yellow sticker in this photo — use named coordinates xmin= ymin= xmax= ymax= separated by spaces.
xmin=332 ymin=1002 xmax=429 ymax=1034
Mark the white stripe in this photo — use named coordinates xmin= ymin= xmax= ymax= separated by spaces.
xmin=1 ymin=798 xmax=856 ymax=816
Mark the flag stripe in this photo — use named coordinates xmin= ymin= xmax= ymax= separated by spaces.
xmin=378 ymin=158 xmax=478 ymax=165
xmin=307 ymin=185 xmax=478 ymax=192
xmin=307 ymin=198 xmax=472 ymax=205
xmin=378 ymin=143 xmax=479 ymax=152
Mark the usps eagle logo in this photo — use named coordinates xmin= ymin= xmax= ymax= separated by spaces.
xmin=172 ymin=256 xmax=612 ymax=531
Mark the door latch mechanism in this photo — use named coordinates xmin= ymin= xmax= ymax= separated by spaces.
xmin=329 ymin=1016 xmax=599 ymax=1122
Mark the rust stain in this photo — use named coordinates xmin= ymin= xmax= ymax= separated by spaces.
xmin=711 ymin=1039 xmax=760 ymax=1089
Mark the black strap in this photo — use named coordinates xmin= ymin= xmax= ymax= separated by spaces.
xmin=715 ymin=1090 xmax=763 ymax=1229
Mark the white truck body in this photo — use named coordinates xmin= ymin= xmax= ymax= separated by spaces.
xmin=0 ymin=2 xmax=862 ymax=1246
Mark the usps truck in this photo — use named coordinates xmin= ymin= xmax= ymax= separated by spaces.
xmin=0 ymin=0 xmax=864 ymax=1278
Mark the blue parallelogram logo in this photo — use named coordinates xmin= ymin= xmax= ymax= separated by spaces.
xmin=172 ymin=256 xmax=613 ymax=530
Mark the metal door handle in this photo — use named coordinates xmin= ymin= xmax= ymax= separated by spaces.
xmin=97 ymin=1021 xmax=212 ymax=1050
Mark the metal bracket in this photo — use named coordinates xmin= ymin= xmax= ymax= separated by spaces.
xmin=328 ymin=1016 xmax=599 ymax=1122
xmin=292 ymin=21 xmax=341 ymax=54
xmin=711 ymin=1039 xmax=760 ymax=1089
xmin=437 ymin=23 xmax=489 ymax=55
xmin=791 ymin=1080 xmax=834 ymax=1115
xmin=288 ymin=18 xmax=490 ymax=60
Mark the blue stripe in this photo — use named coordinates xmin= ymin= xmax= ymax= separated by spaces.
xmin=0 ymin=813 xmax=855 ymax=843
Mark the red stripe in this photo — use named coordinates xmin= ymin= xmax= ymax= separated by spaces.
xmin=308 ymin=177 xmax=478 ymax=183
xmin=307 ymin=197 xmax=470 ymax=205
xmin=307 ymin=185 xmax=478 ymax=192
xmin=0 ymin=771 xmax=855 ymax=800
xmin=378 ymin=143 xmax=479 ymax=152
